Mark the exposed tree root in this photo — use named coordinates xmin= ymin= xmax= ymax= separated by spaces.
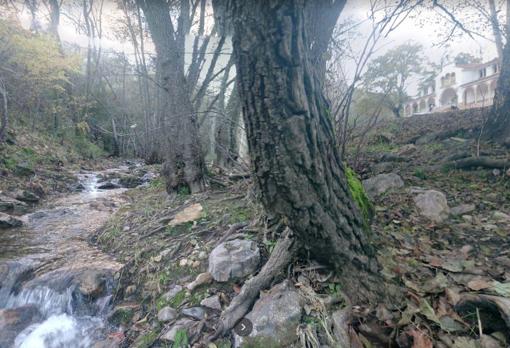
xmin=211 ymin=228 xmax=298 ymax=339
xmin=446 ymin=156 xmax=510 ymax=170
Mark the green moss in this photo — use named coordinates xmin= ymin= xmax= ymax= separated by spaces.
xmin=345 ymin=166 xmax=374 ymax=228
xmin=168 ymin=289 xmax=187 ymax=308
xmin=172 ymin=330 xmax=189 ymax=348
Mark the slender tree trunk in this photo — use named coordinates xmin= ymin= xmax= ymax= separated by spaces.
xmin=0 ymin=78 xmax=8 ymax=142
xmin=488 ymin=0 xmax=504 ymax=60
xmin=486 ymin=0 xmax=510 ymax=145
xmin=138 ymin=0 xmax=206 ymax=193
xmin=224 ymin=0 xmax=384 ymax=303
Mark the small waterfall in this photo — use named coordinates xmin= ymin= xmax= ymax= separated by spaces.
xmin=4 ymin=286 xmax=74 ymax=317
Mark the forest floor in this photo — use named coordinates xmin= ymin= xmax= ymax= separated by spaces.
xmin=92 ymin=109 xmax=510 ymax=348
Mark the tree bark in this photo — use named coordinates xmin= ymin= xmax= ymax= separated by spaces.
xmin=486 ymin=7 xmax=510 ymax=146
xmin=138 ymin=0 xmax=206 ymax=193
xmin=221 ymin=0 xmax=384 ymax=303
xmin=0 ymin=78 xmax=8 ymax=143
xmin=488 ymin=0 xmax=504 ymax=60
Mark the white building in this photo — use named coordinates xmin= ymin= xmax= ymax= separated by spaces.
xmin=405 ymin=58 xmax=500 ymax=116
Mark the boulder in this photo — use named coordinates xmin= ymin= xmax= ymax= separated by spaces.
xmin=181 ymin=307 xmax=206 ymax=320
xmin=200 ymin=295 xmax=222 ymax=310
xmin=0 ymin=212 xmax=23 ymax=229
xmin=414 ymin=190 xmax=450 ymax=223
xmin=160 ymin=318 xmax=195 ymax=342
xmin=362 ymin=173 xmax=404 ymax=198
xmin=157 ymin=306 xmax=178 ymax=322
xmin=0 ymin=195 xmax=28 ymax=213
xmin=13 ymin=189 xmax=40 ymax=203
xmin=0 ymin=305 xmax=42 ymax=348
xmin=208 ymin=239 xmax=260 ymax=282
xmin=97 ymin=181 xmax=121 ymax=190
xmin=118 ymin=175 xmax=142 ymax=188
xmin=235 ymin=281 xmax=302 ymax=347
xmin=76 ymin=270 xmax=107 ymax=298
xmin=450 ymin=204 xmax=476 ymax=216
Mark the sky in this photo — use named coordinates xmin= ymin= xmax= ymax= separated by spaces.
xmin=9 ymin=0 xmax=504 ymax=96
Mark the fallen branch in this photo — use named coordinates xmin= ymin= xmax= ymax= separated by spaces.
xmin=446 ymin=156 xmax=510 ymax=170
xmin=210 ymin=228 xmax=298 ymax=339
xmin=214 ymin=222 xmax=249 ymax=247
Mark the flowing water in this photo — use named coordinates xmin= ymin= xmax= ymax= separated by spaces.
xmin=0 ymin=169 xmax=131 ymax=348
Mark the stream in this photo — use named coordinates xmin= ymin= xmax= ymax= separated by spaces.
xmin=0 ymin=168 xmax=132 ymax=348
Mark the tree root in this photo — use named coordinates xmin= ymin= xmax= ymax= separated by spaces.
xmin=211 ymin=228 xmax=298 ymax=339
xmin=446 ymin=156 xmax=510 ymax=170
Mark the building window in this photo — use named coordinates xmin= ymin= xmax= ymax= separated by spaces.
xmin=493 ymin=64 xmax=498 ymax=74
xmin=480 ymin=68 xmax=487 ymax=78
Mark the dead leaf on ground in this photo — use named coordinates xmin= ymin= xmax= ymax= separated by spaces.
xmin=408 ymin=328 xmax=433 ymax=348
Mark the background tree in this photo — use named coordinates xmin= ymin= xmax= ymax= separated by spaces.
xmin=454 ymin=52 xmax=482 ymax=65
xmin=362 ymin=42 xmax=424 ymax=118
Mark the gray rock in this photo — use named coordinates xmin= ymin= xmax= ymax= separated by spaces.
xmin=118 ymin=175 xmax=142 ymax=188
xmin=158 ymin=306 xmax=178 ymax=322
xmin=200 ymin=295 xmax=222 ymax=310
xmin=235 ymin=280 xmax=302 ymax=347
xmin=208 ymin=239 xmax=260 ymax=282
xmin=380 ymin=153 xmax=405 ymax=162
xmin=493 ymin=211 xmax=510 ymax=223
xmin=13 ymin=189 xmax=40 ymax=203
xmin=76 ymin=270 xmax=107 ymax=298
xmin=396 ymin=144 xmax=417 ymax=156
xmin=0 ymin=305 xmax=42 ymax=348
xmin=414 ymin=190 xmax=450 ymax=223
xmin=362 ymin=173 xmax=404 ymax=198
xmin=0 ymin=195 xmax=28 ymax=213
xmin=0 ymin=212 xmax=23 ymax=229
xmin=163 ymin=285 xmax=184 ymax=301
xmin=372 ymin=162 xmax=394 ymax=174
xmin=181 ymin=306 xmax=206 ymax=320
xmin=160 ymin=318 xmax=194 ymax=342
xmin=97 ymin=181 xmax=120 ymax=190
xmin=450 ymin=204 xmax=476 ymax=216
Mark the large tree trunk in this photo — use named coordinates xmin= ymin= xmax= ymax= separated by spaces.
xmin=0 ymin=78 xmax=8 ymax=143
xmin=486 ymin=3 xmax=510 ymax=146
xmin=225 ymin=0 xmax=383 ymax=303
xmin=138 ymin=0 xmax=206 ymax=193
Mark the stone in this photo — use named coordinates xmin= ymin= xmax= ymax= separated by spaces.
xmin=0 ymin=212 xmax=23 ymax=229
xmin=200 ymin=295 xmax=222 ymax=311
xmin=380 ymin=153 xmax=405 ymax=162
xmin=13 ymin=189 xmax=40 ymax=203
xmin=179 ymin=259 xmax=188 ymax=267
xmin=506 ymin=168 xmax=510 ymax=177
xmin=235 ymin=281 xmax=302 ymax=347
xmin=76 ymin=270 xmax=106 ymax=298
xmin=186 ymin=273 xmax=213 ymax=291
xmin=208 ymin=239 xmax=260 ymax=282
xmin=0 ymin=195 xmax=28 ymax=213
xmin=414 ymin=190 xmax=450 ymax=223
xmin=118 ymin=175 xmax=143 ymax=188
xmin=0 ymin=305 xmax=42 ymax=348
xmin=493 ymin=211 xmax=510 ymax=223
xmin=97 ymin=181 xmax=121 ymax=190
xmin=396 ymin=144 xmax=417 ymax=156
xmin=169 ymin=203 xmax=203 ymax=227
xmin=158 ymin=306 xmax=178 ymax=322
xmin=492 ymin=169 xmax=501 ymax=177
xmin=362 ymin=173 xmax=404 ymax=198
xmin=160 ymin=318 xmax=195 ymax=342
xmin=163 ymin=285 xmax=184 ymax=301
xmin=462 ymin=215 xmax=473 ymax=223
xmin=181 ymin=306 xmax=206 ymax=320
xmin=450 ymin=204 xmax=476 ymax=216
xmin=197 ymin=251 xmax=207 ymax=260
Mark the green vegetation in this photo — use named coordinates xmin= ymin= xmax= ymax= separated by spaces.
xmin=345 ymin=166 xmax=374 ymax=226
xmin=172 ymin=330 xmax=189 ymax=348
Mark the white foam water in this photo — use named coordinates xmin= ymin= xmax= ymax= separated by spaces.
xmin=14 ymin=313 xmax=100 ymax=348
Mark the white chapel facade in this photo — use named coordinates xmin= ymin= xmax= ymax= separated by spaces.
xmin=405 ymin=58 xmax=500 ymax=117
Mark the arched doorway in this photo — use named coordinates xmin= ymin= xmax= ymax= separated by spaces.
xmin=419 ymin=99 xmax=426 ymax=112
xmin=476 ymin=84 xmax=489 ymax=104
xmin=464 ymin=87 xmax=475 ymax=105
xmin=440 ymin=88 xmax=458 ymax=107
xmin=427 ymin=97 xmax=435 ymax=112
xmin=412 ymin=102 xmax=418 ymax=114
